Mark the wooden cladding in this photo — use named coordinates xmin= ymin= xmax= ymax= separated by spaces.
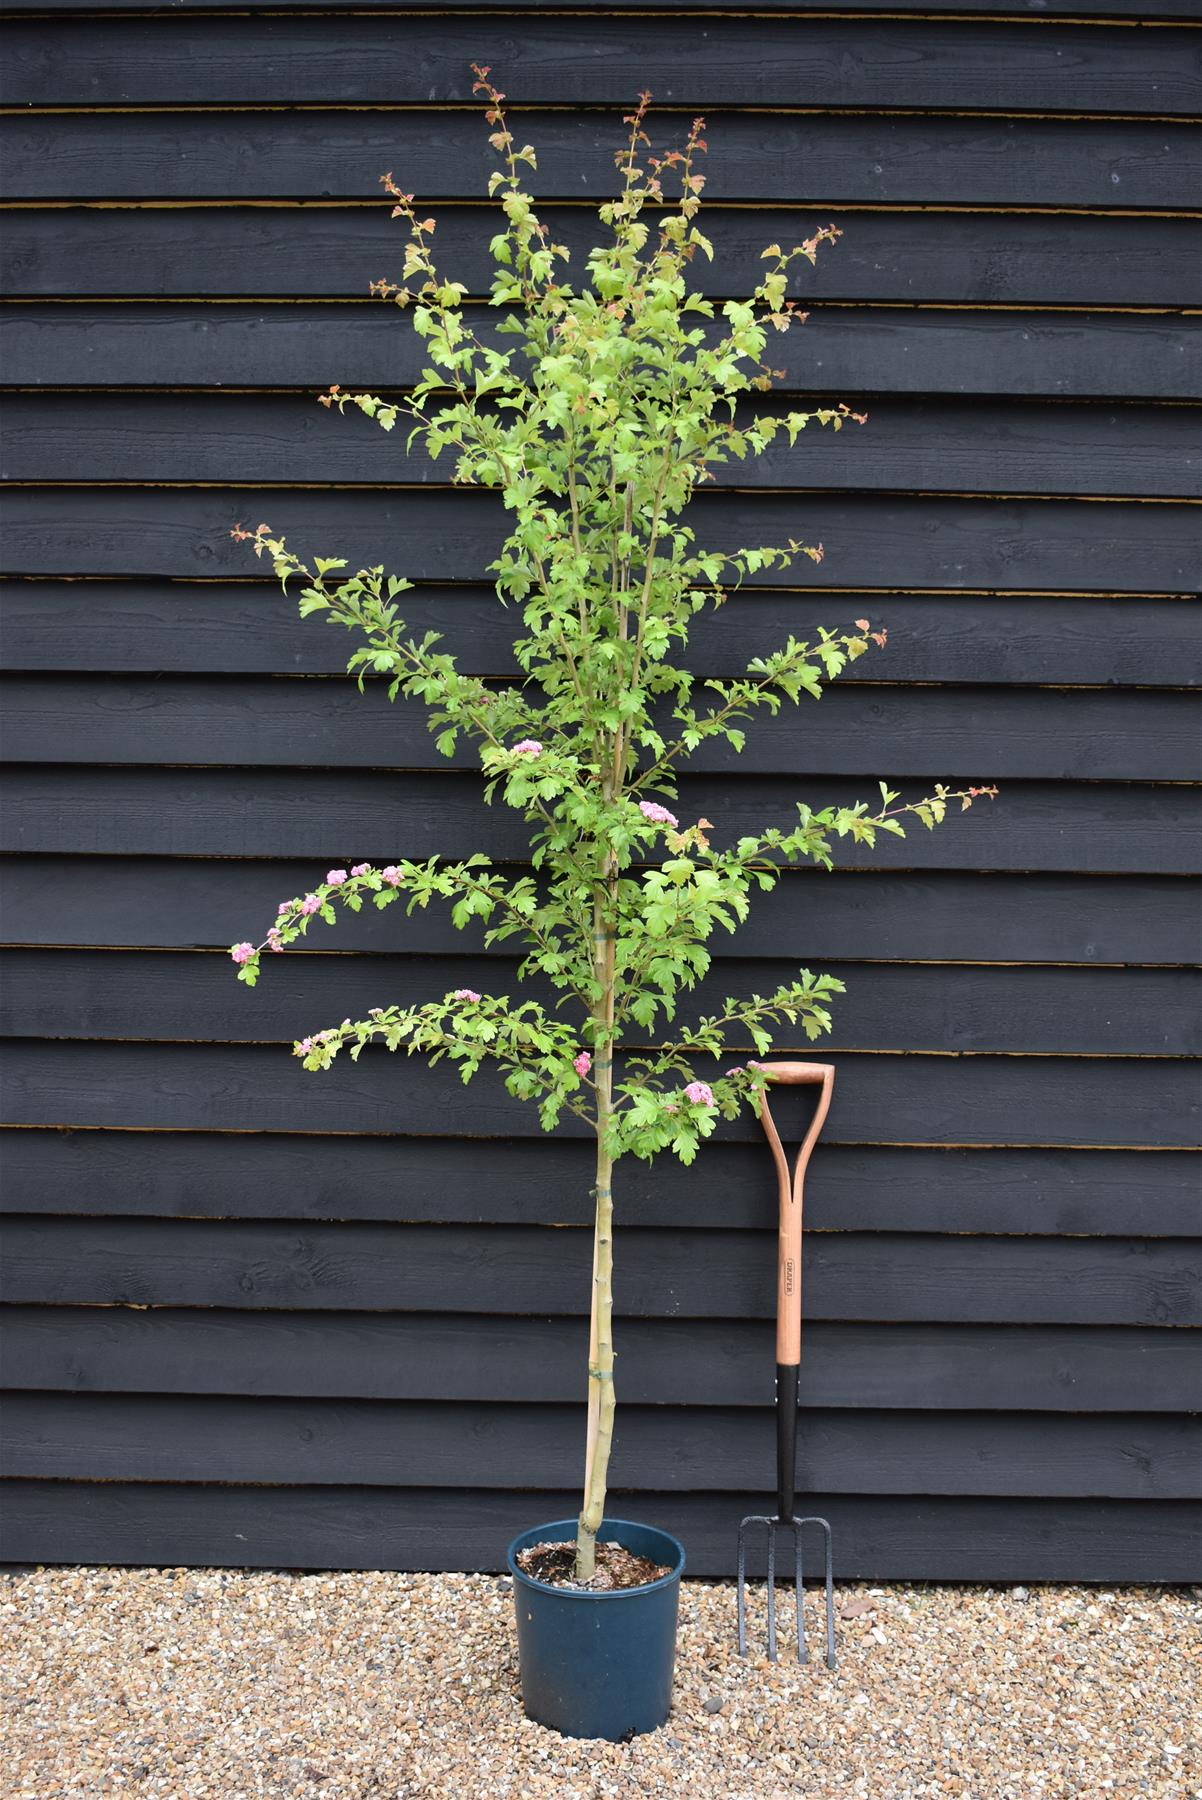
xmin=1 ymin=0 xmax=1198 ymax=1579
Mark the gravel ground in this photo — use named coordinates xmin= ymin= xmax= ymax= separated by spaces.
xmin=3 ymin=1568 xmax=1198 ymax=1799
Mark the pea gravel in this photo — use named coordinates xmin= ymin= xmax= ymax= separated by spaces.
xmin=3 ymin=1568 xmax=1198 ymax=1799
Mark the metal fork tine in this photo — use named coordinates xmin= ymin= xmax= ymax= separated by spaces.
xmin=792 ymin=1521 xmax=809 ymax=1665
xmin=736 ymin=1515 xmax=750 ymax=1657
xmin=737 ymin=1514 xmax=773 ymax=1661
xmin=821 ymin=1521 xmax=837 ymax=1670
xmin=765 ymin=1521 xmax=778 ymax=1662
xmin=794 ymin=1515 xmax=837 ymax=1670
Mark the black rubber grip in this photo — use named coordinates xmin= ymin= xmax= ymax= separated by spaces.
xmin=775 ymin=1362 xmax=799 ymax=1520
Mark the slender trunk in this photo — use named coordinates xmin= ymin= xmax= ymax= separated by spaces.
xmin=576 ymin=863 xmax=618 ymax=1581
xmin=575 ymin=1114 xmax=616 ymax=1580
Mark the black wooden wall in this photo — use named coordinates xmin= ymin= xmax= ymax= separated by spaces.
xmin=1 ymin=0 xmax=1199 ymax=1581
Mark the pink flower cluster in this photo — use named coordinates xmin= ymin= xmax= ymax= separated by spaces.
xmin=276 ymin=863 xmax=397 ymax=929
xmin=684 ymin=1080 xmax=714 ymax=1107
xmin=230 ymin=942 xmax=255 ymax=966
xmin=638 ymin=801 xmax=678 ymax=827
xmin=452 ymin=988 xmax=482 ymax=1004
xmin=573 ymin=1051 xmax=592 ymax=1078
xmin=512 ymin=739 xmax=543 ymax=757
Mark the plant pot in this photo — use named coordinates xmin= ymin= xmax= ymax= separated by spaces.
xmin=507 ymin=1516 xmax=686 ymax=1740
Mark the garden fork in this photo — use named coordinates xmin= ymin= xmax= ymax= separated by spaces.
xmin=736 ymin=1060 xmax=837 ymax=1668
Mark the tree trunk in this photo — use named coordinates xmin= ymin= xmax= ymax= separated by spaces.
xmin=575 ymin=1122 xmax=616 ymax=1581
xmin=576 ymin=863 xmax=618 ymax=1581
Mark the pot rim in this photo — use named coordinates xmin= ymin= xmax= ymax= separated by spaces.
xmin=506 ymin=1516 xmax=686 ymax=1600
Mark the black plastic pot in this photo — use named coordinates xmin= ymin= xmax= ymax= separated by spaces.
xmin=507 ymin=1517 xmax=686 ymax=1740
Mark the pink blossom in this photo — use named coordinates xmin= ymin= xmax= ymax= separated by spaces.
xmin=299 ymin=894 xmax=321 ymax=916
xmin=295 ymin=1037 xmax=313 ymax=1056
xmin=513 ymin=739 xmax=543 ymax=757
xmin=664 ymin=1103 xmax=679 ymax=1115
xmin=326 ymin=869 xmax=348 ymax=887
xmin=573 ymin=1051 xmax=592 ymax=1077
xmin=639 ymin=801 xmax=678 ymax=827
xmin=453 ymin=988 xmax=482 ymax=1003
xmin=277 ymin=901 xmax=292 ymax=915
xmin=369 ymin=1007 xmax=384 ymax=1020
xmin=351 ymin=862 xmax=372 ymax=877
xmin=684 ymin=1080 xmax=715 ymax=1107
xmin=381 ymin=866 xmax=404 ymax=887
xmin=230 ymin=942 xmax=256 ymax=966
xmin=724 ymin=1066 xmax=743 ymax=1078
xmin=267 ymin=927 xmax=283 ymax=953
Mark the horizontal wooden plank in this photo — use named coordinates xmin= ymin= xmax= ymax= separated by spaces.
xmin=4 ymin=19 xmax=1196 ymax=114
xmin=3 ymin=1481 xmax=1197 ymax=1581
xmin=5 ymin=1040 xmax=1197 ymax=1149
xmin=7 ymin=0 xmax=1200 ymax=19
xmin=9 ymin=212 xmax=1202 ymax=315
xmin=4 ymin=950 xmax=1195 ymax=1058
xmin=5 ymin=111 xmax=1198 ymax=210
xmin=4 ymin=307 xmax=1196 ymax=401
xmin=4 ymin=1215 xmax=1197 ymax=1325
xmin=4 ymin=769 xmax=1198 ymax=875
xmin=7 ymin=1308 xmax=1196 ymax=1413
xmin=6 ymin=1390 xmax=1197 ymax=1497
xmin=3 ymin=488 xmax=1197 ymax=593
xmin=3 ymin=676 xmax=1194 ymax=784
xmin=6 ymin=209 xmax=1200 ymax=308
xmin=7 ymin=1 xmax=1201 ymax=22
xmin=8 ymin=1305 xmax=1197 ymax=1414
xmin=5 ymin=674 xmax=1199 ymax=783
xmin=5 ymin=584 xmax=1199 ymax=688
xmin=6 ymin=394 xmax=1195 ymax=500
xmin=4 ymin=858 xmax=1197 ymax=969
xmin=3 ymin=1131 xmax=1196 ymax=1236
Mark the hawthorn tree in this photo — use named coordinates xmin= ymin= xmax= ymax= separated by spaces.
xmin=230 ymin=77 xmax=995 ymax=1580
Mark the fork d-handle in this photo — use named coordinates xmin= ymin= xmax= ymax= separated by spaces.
xmin=757 ymin=1061 xmax=835 ymax=1516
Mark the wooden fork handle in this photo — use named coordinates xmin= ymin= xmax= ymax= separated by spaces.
xmin=756 ymin=1061 xmax=835 ymax=1367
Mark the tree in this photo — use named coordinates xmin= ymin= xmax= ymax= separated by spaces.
xmin=230 ymin=76 xmax=996 ymax=1580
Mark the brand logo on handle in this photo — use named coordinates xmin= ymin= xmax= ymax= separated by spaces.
xmin=785 ymin=1258 xmax=796 ymax=1295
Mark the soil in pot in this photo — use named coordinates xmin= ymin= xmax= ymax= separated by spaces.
xmin=515 ymin=1538 xmax=670 ymax=1592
